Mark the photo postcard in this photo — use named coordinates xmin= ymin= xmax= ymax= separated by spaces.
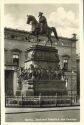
xmin=1 ymin=0 xmax=83 ymax=124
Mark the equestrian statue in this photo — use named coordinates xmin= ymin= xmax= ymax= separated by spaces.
xmin=26 ymin=12 xmax=59 ymax=46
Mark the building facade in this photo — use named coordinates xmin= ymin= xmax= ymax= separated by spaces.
xmin=4 ymin=28 xmax=78 ymax=97
xmin=76 ymin=54 xmax=80 ymax=96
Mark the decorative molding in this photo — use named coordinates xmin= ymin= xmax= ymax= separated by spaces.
xmin=11 ymin=48 xmax=22 ymax=53
xmin=4 ymin=27 xmax=77 ymax=43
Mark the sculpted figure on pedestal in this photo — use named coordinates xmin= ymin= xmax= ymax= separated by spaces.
xmin=27 ymin=12 xmax=59 ymax=46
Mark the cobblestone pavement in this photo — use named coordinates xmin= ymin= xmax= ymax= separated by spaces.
xmin=5 ymin=106 xmax=80 ymax=122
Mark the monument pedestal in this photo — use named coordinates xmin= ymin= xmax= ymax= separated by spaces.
xmin=25 ymin=45 xmax=60 ymax=70
xmin=21 ymin=45 xmax=66 ymax=97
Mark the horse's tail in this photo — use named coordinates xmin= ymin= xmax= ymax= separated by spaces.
xmin=52 ymin=27 xmax=59 ymax=41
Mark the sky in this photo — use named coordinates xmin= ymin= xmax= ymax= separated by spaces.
xmin=4 ymin=4 xmax=80 ymax=53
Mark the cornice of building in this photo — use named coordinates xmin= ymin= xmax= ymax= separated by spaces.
xmin=4 ymin=27 xmax=77 ymax=42
xmin=4 ymin=27 xmax=29 ymax=34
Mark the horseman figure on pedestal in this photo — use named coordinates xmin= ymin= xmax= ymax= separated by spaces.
xmin=27 ymin=12 xmax=59 ymax=46
xmin=38 ymin=12 xmax=48 ymax=33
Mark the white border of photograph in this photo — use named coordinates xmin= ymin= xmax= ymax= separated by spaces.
xmin=1 ymin=0 xmax=84 ymax=125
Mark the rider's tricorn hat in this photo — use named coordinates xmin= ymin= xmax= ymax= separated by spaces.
xmin=38 ymin=12 xmax=43 ymax=17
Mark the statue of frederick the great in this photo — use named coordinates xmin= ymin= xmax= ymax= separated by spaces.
xmin=38 ymin=12 xmax=48 ymax=33
xmin=26 ymin=12 xmax=59 ymax=46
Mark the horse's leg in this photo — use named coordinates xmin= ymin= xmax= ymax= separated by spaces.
xmin=45 ymin=33 xmax=50 ymax=46
xmin=34 ymin=30 xmax=39 ymax=44
xmin=47 ymin=31 xmax=53 ymax=47
xmin=49 ymin=37 xmax=53 ymax=47
xmin=36 ymin=34 xmax=39 ymax=45
xmin=45 ymin=38 xmax=49 ymax=46
xmin=51 ymin=39 xmax=52 ymax=47
xmin=46 ymin=35 xmax=53 ymax=47
xmin=25 ymin=33 xmax=31 ymax=42
xmin=52 ymin=27 xmax=59 ymax=42
xmin=45 ymin=28 xmax=53 ymax=47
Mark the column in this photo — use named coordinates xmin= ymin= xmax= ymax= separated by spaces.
xmin=13 ymin=70 xmax=18 ymax=96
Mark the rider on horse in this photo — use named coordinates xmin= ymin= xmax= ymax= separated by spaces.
xmin=38 ymin=12 xmax=48 ymax=33
xmin=26 ymin=13 xmax=59 ymax=45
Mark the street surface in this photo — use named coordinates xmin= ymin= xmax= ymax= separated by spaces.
xmin=5 ymin=106 xmax=80 ymax=122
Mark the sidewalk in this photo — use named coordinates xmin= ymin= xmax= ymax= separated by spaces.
xmin=6 ymin=106 xmax=80 ymax=114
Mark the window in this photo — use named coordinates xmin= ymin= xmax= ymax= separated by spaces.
xmin=62 ymin=55 xmax=70 ymax=71
xmin=11 ymin=48 xmax=21 ymax=66
xmin=63 ymin=59 xmax=68 ymax=71
xmin=11 ymin=35 xmax=15 ymax=39
xmin=13 ymin=54 xmax=19 ymax=66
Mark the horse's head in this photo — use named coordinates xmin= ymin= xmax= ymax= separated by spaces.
xmin=27 ymin=15 xmax=32 ymax=24
xmin=27 ymin=15 xmax=38 ymax=25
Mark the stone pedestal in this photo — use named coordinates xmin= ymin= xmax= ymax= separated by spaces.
xmin=25 ymin=45 xmax=60 ymax=70
xmin=21 ymin=45 xmax=66 ymax=97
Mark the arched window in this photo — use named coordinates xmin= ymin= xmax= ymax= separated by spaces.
xmin=11 ymin=48 xmax=22 ymax=67
xmin=62 ymin=55 xmax=70 ymax=71
xmin=63 ymin=59 xmax=68 ymax=70
xmin=13 ymin=54 xmax=19 ymax=66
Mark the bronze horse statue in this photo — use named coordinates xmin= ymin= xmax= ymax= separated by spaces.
xmin=26 ymin=15 xmax=59 ymax=46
